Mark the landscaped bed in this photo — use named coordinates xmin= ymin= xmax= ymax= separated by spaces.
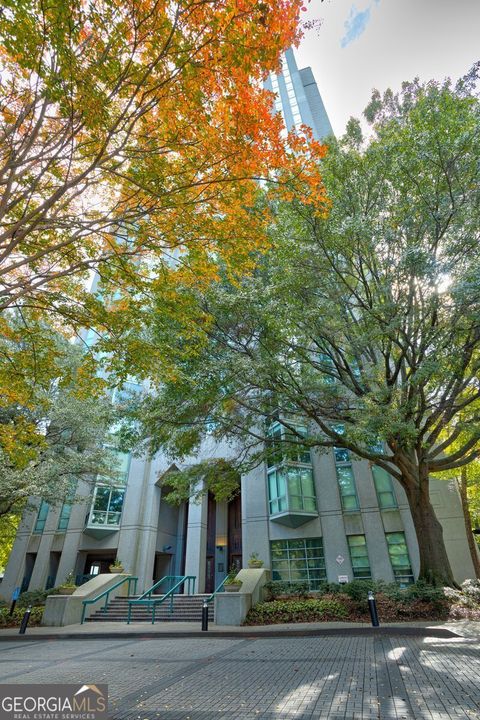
xmin=0 ymin=588 xmax=59 ymax=628
xmin=0 ymin=606 xmax=44 ymax=628
xmin=244 ymin=579 xmax=480 ymax=625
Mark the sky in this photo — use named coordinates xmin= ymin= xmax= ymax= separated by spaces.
xmin=295 ymin=0 xmax=480 ymax=137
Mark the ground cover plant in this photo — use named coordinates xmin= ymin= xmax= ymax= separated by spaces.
xmin=0 ymin=607 xmax=44 ymax=628
xmin=245 ymin=579 xmax=480 ymax=625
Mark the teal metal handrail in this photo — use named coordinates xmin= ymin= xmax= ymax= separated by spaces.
xmin=205 ymin=575 xmax=228 ymax=604
xmin=81 ymin=575 xmax=138 ymax=624
xmin=134 ymin=575 xmax=195 ymax=602
xmin=127 ymin=575 xmax=196 ymax=624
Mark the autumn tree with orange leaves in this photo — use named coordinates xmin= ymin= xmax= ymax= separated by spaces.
xmin=0 ymin=0 xmax=326 ymax=312
xmin=0 ymin=0 xmax=327 ymax=465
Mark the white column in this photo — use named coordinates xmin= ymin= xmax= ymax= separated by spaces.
xmin=184 ymin=492 xmax=208 ymax=593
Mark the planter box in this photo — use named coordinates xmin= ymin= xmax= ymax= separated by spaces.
xmin=224 ymin=584 xmax=242 ymax=592
xmin=57 ymin=586 xmax=76 ymax=595
xmin=248 ymin=561 xmax=264 ymax=569
xmin=109 ymin=567 xmax=124 ymax=574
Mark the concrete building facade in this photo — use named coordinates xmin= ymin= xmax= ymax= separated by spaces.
xmin=1 ymin=429 xmax=477 ymax=601
xmin=1 ymin=52 xmax=477 ymax=601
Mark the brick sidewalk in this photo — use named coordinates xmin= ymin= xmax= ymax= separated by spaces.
xmin=0 ymin=620 xmax=478 ymax=640
xmin=1 ymin=633 xmax=479 ymax=719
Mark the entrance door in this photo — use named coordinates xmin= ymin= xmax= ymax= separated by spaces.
xmin=205 ymin=492 xmax=216 ymax=593
xmin=84 ymin=553 xmax=116 ymax=575
xmin=227 ymin=494 xmax=242 ymax=571
xmin=153 ymin=553 xmax=172 ymax=593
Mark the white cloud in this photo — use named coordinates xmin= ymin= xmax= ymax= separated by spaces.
xmin=341 ymin=4 xmax=373 ymax=48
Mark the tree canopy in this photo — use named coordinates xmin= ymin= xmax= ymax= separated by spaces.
xmin=0 ymin=338 xmax=117 ymax=519
xmin=0 ymin=0 xmax=326 ymax=313
xmin=123 ymin=72 xmax=480 ymax=586
xmin=0 ymin=0 xmax=328 ymax=462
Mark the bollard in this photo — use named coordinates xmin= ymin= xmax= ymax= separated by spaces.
xmin=201 ymin=601 xmax=209 ymax=632
xmin=367 ymin=591 xmax=380 ymax=627
xmin=19 ymin=606 xmax=32 ymax=635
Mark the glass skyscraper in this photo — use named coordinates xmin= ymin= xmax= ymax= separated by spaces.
xmin=264 ymin=48 xmax=333 ymax=140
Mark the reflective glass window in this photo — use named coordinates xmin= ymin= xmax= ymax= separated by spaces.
xmin=271 ymin=538 xmax=326 ymax=590
xmin=347 ymin=535 xmax=371 ymax=579
xmin=34 ymin=500 xmax=49 ymax=533
xmin=372 ymin=466 xmax=397 ymax=509
xmin=385 ymin=532 xmax=414 ymax=585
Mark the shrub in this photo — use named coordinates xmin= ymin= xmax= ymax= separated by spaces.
xmin=401 ymin=580 xmax=446 ymax=605
xmin=264 ymin=581 xmax=310 ymax=599
xmin=461 ymin=579 xmax=480 ymax=602
xmin=338 ymin=580 xmax=377 ymax=602
xmin=245 ymin=598 xmax=349 ymax=625
xmin=0 ymin=606 xmax=44 ymax=627
xmin=317 ymin=582 xmax=342 ymax=595
xmin=16 ymin=588 xmax=59 ymax=608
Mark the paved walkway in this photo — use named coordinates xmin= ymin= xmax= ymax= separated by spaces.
xmin=0 ymin=619 xmax=479 ymax=640
xmin=1 ymin=631 xmax=479 ymax=719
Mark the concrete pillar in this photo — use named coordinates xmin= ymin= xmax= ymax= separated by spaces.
xmin=354 ymin=461 xmax=395 ymax=582
xmin=28 ymin=507 xmax=60 ymax=590
xmin=184 ymin=491 xmax=208 ymax=592
xmin=313 ymin=449 xmax=353 ymax=583
xmin=116 ymin=456 xmax=160 ymax=593
xmin=55 ymin=486 xmax=91 ymax=585
xmin=241 ymin=467 xmax=270 ymax=568
xmin=0 ymin=508 xmax=37 ymax=600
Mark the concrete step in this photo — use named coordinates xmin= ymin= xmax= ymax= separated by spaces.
xmin=86 ymin=593 xmax=215 ymax=623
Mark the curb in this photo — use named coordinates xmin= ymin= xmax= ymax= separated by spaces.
xmin=0 ymin=626 xmax=461 ymax=641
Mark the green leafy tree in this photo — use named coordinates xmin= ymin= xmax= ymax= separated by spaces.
xmin=123 ymin=71 xmax=480 ymax=587
xmin=0 ymin=515 xmax=18 ymax=573
xmin=0 ymin=338 xmax=117 ymax=519
xmin=0 ymin=0 xmax=328 ymax=459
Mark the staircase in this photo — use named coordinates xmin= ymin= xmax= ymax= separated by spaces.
xmin=86 ymin=594 xmax=214 ymax=623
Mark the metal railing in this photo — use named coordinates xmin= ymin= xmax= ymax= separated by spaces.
xmin=205 ymin=575 xmax=228 ymax=604
xmin=127 ymin=575 xmax=196 ymax=624
xmin=81 ymin=575 xmax=138 ymax=624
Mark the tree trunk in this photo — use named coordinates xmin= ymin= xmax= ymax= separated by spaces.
xmin=402 ymin=470 xmax=456 ymax=587
xmin=458 ymin=468 xmax=480 ymax=579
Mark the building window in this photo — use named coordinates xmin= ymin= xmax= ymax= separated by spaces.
xmin=86 ymin=448 xmax=130 ymax=529
xmin=266 ymin=421 xmax=317 ymax=518
xmin=271 ymin=538 xmax=326 ymax=590
xmin=386 ymin=532 xmax=414 ymax=586
xmin=97 ymin=448 xmax=131 ymax=484
xmin=268 ymin=470 xmax=287 ymax=515
xmin=372 ymin=466 xmax=398 ymax=509
xmin=57 ymin=502 xmax=72 ymax=532
xmin=336 ymin=465 xmax=360 ymax=512
xmin=331 ymin=424 xmax=360 ymax=512
xmin=266 ymin=421 xmax=311 ymax=467
xmin=33 ymin=500 xmax=49 ymax=533
xmin=268 ymin=466 xmax=317 ymax=514
xmin=347 ymin=535 xmax=371 ymax=579
xmin=88 ymin=485 xmax=125 ymax=526
xmin=334 ymin=446 xmax=350 ymax=464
